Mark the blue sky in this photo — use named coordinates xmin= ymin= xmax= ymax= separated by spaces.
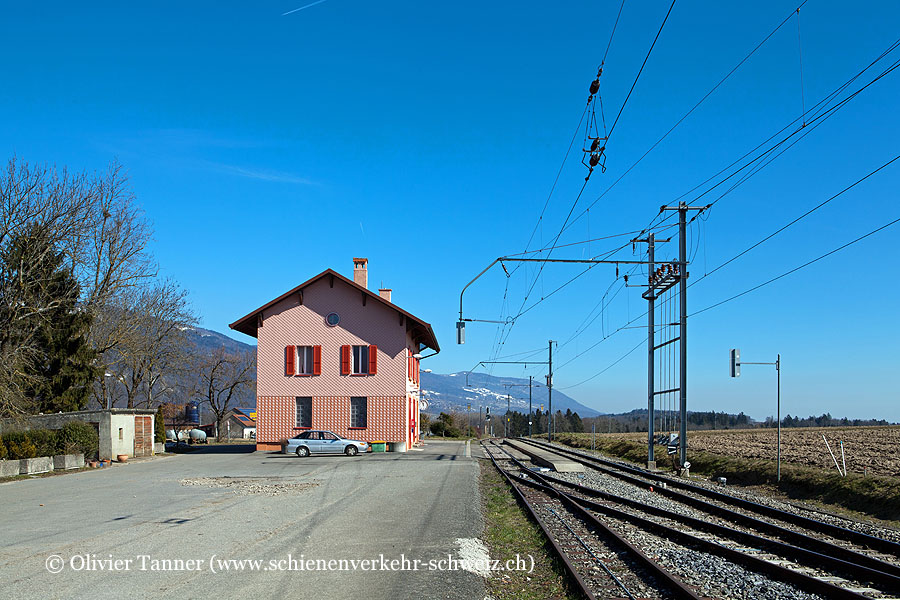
xmin=3 ymin=1 xmax=899 ymax=421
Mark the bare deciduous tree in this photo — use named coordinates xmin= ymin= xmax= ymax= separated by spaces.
xmin=78 ymin=162 xmax=155 ymax=308
xmin=77 ymin=163 xmax=159 ymax=406
xmin=193 ymin=348 xmax=255 ymax=441
xmin=111 ymin=280 xmax=197 ymax=408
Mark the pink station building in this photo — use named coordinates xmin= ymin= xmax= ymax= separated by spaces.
xmin=229 ymin=258 xmax=439 ymax=452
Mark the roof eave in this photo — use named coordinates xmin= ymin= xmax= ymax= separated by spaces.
xmin=228 ymin=269 xmax=440 ymax=351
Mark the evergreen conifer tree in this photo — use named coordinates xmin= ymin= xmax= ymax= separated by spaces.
xmin=1 ymin=226 xmax=97 ymax=413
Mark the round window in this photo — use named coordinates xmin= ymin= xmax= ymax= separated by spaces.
xmin=325 ymin=312 xmax=340 ymax=327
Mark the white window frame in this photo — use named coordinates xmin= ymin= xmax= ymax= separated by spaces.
xmin=350 ymin=396 xmax=367 ymax=428
xmin=351 ymin=345 xmax=369 ymax=375
xmin=295 ymin=396 xmax=312 ymax=428
xmin=295 ymin=345 xmax=314 ymax=375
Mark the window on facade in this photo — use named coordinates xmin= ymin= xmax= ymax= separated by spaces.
xmin=408 ymin=353 xmax=420 ymax=384
xmin=352 ymin=345 xmax=369 ymax=375
xmin=287 ymin=345 xmax=321 ymax=376
xmin=350 ymin=396 xmax=367 ymax=428
xmin=295 ymin=397 xmax=312 ymax=428
xmin=296 ymin=346 xmax=314 ymax=375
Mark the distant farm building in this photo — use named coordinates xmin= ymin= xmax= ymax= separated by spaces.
xmin=199 ymin=407 xmax=257 ymax=439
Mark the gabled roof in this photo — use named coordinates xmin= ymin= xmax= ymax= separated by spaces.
xmin=228 ymin=269 xmax=440 ymax=352
xmin=232 ymin=407 xmax=257 ymax=426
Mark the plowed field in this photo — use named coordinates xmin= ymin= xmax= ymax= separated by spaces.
xmin=597 ymin=427 xmax=900 ymax=476
xmin=682 ymin=427 xmax=900 ymax=476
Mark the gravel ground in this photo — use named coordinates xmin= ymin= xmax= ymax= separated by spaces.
xmin=653 ymin=545 xmax=824 ymax=600
xmin=180 ymin=476 xmax=319 ymax=496
xmin=555 ymin=469 xmax=712 ymax=521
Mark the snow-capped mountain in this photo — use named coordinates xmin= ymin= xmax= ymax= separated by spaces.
xmin=420 ymin=371 xmax=601 ymax=417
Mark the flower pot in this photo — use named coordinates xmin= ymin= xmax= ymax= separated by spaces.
xmin=116 ymin=454 xmax=128 ymax=463
xmin=88 ymin=460 xmax=99 ymax=468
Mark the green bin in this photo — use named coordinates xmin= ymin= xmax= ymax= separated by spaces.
xmin=371 ymin=441 xmax=386 ymax=453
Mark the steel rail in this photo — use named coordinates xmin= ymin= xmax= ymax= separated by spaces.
xmin=524 ymin=437 xmax=900 ymax=559
xmin=484 ymin=441 xmax=703 ymax=600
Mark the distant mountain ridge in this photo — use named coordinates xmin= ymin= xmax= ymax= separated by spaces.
xmin=188 ymin=326 xmax=256 ymax=355
xmin=420 ymin=371 xmax=600 ymax=417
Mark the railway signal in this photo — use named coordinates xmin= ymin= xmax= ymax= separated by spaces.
xmin=730 ymin=350 xmax=782 ymax=482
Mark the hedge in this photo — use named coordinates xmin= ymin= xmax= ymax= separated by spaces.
xmin=1 ymin=421 xmax=99 ymax=460
xmin=57 ymin=421 xmax=99 ymax=458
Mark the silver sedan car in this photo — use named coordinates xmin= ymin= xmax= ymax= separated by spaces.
xmin=282 ymin=430 xmax=369 ymax=457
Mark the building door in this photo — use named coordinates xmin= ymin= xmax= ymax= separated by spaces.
xmin=134 ymin=416 xmax=152 ymax=457
xmin=409 ymin=397 xmax=416 ymax=445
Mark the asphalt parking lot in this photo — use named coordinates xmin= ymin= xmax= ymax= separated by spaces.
xmin=0 ymin=441 xmax=484 ymax=600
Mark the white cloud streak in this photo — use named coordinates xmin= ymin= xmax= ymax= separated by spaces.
xmin=206 ymin=162 xmax=317 ymax=185
xmin=282 ymin=0 xmax=331 ymax=16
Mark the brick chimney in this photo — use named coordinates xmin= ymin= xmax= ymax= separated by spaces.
xmin=352 ymin=258 xmax=368 ymax=289
xmin=378 ymin=288 xmax=392 ymax=302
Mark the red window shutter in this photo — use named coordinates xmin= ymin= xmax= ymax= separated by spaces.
xmin=313 ymin=345 xmax=322 ymax=375
xmin=369 ymin=345 xmax=378 ymax=375
xmin=285 ymin=345 xmax=296 ymax=376
xmin=341 ymin=345 xmax=350 ymax=375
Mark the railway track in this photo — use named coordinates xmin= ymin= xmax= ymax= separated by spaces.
xmin=482 ymin=441 xmax=699 ymax=599
xmin=484 ymin=439 xmax=900 ymax=599
xmin=521 ymin=437 xmax=900 ymax=568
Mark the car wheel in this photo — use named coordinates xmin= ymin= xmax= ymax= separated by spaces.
xmin=296 ymin=446 xmax=310 ymax=457
xmin=345 ymin=445 xmax=358 ymax=457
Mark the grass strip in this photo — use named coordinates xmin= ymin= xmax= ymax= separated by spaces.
xmin=478 ymin=458 xmax=585 ymax=600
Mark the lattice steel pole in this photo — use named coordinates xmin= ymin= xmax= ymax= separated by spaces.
xmin=679 ymin=204 xmax=688 ymax=468
xmin=647 ymin=233 xmax=656 ymax=467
